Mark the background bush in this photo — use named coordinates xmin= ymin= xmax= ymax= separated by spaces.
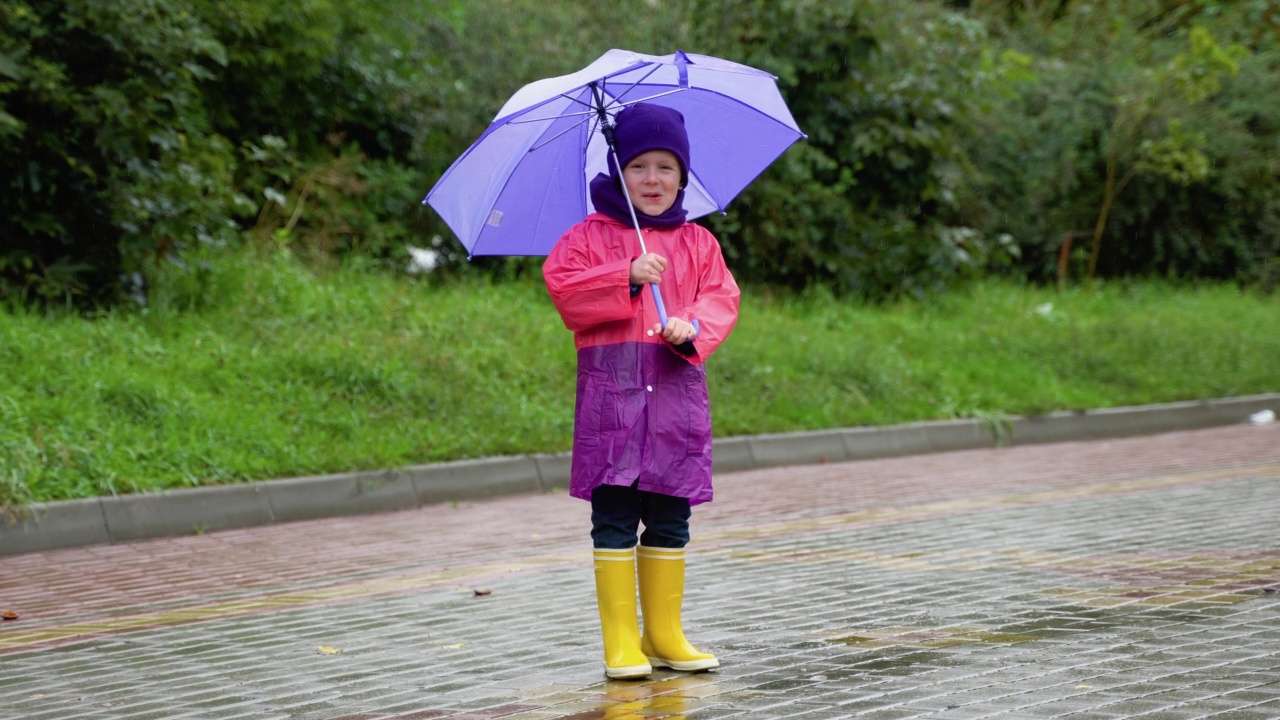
xmin=958 ymin=0 xmax=1280 ymax=288
xmin=0 ymin=0 xmax=458 ymax=305
xmin=3 ymin=0 xmax=1277 ymax=506
xmin=3 ymin=0 xmax=1278 ymax=306
xmin=678 ymin=0 xmax=1026 ymax=300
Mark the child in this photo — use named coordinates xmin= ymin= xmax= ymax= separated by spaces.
xmin=542 ymin=103 xmax=740 ymax=679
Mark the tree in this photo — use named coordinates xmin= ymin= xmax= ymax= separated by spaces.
xmin=0 ymin=0 xmax=460 ymax=307
xmin=961 ymin=0 xmax=1275 ymax=287
xmin=1085 ymin=26 xmax=1244 ymax=285
xmin=676 ymin=0 xmax=1026 ymax=300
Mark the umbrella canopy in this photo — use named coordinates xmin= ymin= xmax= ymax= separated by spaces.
xmin=424 ymin=49 xmax=804 ymax=258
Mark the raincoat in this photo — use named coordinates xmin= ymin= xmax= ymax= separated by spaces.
xmin=543 ymin=213 xmax=740 ymax=506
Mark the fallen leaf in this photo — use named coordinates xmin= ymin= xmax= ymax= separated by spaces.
xmin=473 ymin=588 xmax=492 ymax=596
xmin=1 ymin=611 xmax=18 ymax=621
xmin=1075 ymin=685 xmax=1092 ymax=689
xmin=317 ymin=645 xmax=342 ymax=655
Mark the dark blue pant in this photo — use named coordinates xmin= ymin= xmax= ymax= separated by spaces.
xmin=590 ymin=482 xmax=691 ymax=549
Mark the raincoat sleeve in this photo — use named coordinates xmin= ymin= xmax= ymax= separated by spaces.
xmin=678 ymin=226 xmax=740 ymax=365
xmin=542 ymin=223 xmax=640 ymax=332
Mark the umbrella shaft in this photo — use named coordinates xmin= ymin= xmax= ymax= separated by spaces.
xmin=610 ymin=147 xmax=669 ymax=328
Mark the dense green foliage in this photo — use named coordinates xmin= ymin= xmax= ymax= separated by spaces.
xmin=675 ymin=0 xmax=1280 ymax=297
xmin=961 ymin=0 xmax=1280 ymax=290
xmin=1 ymin=0 xmax=459 ymax=304
xmin=2 ymin=1 xmax=1277 ymax=508
xmin=3 ymin=0 xmax=1279 ymax=304
xmin=679 ymin=0 xmax=1026 ymax=299
xmin=2 ymin=248 xmax=1278 ymax=506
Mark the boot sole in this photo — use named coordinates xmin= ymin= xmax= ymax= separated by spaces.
xmin=647 ymin=656 xmax=719 ymax=672
xmin=605 ymin=663 xmax=653 ymax=679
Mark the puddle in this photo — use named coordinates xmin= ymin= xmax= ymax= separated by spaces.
xmin=557 ymin=674 xmax=756 ymax=719
xmin=827 ymin=625 xmax=1040 ymax=649
xmin=823 ymin=601 xmax=1258 ymax=666
xmin=556 ymin=691 xmax=691 ymax=719
xmin=835 ymin=651 xmax=955 ymax=676
xmin=326 ymin=674 xmax=758 ymax=720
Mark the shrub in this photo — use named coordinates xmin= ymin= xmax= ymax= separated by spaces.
xmin=0 ymin=0 xmax=454 ymax=307
xmin=679 ymin=0 xmax=1025 ymax=300
xmin=960 ymin=0 xmax=1280 ymax=287
xmin=1 ymin=0 xmax=242 ymax=305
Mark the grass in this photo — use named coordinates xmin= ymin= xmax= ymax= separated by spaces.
xmin=715 ymin=282 xmax=1277 ymax=433
xmin=2 ymin=248 xmax=1277 ymax=506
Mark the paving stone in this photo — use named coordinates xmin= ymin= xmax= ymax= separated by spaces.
xmin=3 ymin=425 xmax=1280 ymax=719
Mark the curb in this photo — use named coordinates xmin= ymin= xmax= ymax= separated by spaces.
xmin=3 ymin=394 xmax=1276 ymax=557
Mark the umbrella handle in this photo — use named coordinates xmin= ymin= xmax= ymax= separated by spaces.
xmin=649 ymin=283 xmax=670 ymax=328
xmin=649 ymin=284 xmax=699 ymax=356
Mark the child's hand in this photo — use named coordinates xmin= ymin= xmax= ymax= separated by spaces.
xmin=649 ymin=317 xmax=697 ymax=346
xmin=629 ymin=253 xmax=667 ymax=285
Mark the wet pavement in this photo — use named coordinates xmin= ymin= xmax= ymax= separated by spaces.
xmin=1 ymin=423 xmax=1278 ymax=719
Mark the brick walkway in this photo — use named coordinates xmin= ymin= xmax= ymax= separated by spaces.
xmin=1 ymin=424 xmax=1278 ymax=719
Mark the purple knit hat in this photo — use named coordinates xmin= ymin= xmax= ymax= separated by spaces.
xmin=611 ymin=103 xmax=691 ymax=188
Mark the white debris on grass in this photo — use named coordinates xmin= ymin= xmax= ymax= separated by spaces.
xmin=406 ymin=244 xmax=440 ymax=274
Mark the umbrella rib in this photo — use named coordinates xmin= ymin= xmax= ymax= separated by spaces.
xmin=601 ymin=65 xmax=663 ymax=107
xmin=527 ymin=114 xmax=593 ymax=154
xmin=512 ymin=81 xmax=691 ymax=155
xmin=506 ymin=111 xmax=593 ymax=126
xmin=509 ymin=90 xmax=604 ymax=154
xmin=503 ymin=85 xmax=601 ymax=128
xmin=525 ymin=90 xmax=690 ymax=154
xmin=505 ymin=106 xmax=595 ymax=126
xmin=609 ymin=88 xmax=685 ymax=109
xmin=519 ymin=84 xmax=658 ymax=154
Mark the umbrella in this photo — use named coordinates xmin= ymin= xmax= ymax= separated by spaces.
xmin=423 ymin=48 xmax=804 ymax=326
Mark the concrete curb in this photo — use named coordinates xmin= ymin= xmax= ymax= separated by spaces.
xmin=3 ymin=394 xmax=1276 ymax=556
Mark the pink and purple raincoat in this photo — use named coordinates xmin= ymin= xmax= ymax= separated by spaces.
xmin=543 ymin=213 xmax=740 ymax=506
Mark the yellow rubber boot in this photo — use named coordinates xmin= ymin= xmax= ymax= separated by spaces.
xmin=637 ymin=546 xmax=719 ymax=672
xmin=593 ymin=548 xmax=652 ymax=679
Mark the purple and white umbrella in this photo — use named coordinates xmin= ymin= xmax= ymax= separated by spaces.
xmin=424 ymin=49 xmax=805 ymax=259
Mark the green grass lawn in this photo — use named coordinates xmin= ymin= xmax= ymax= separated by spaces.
xmin=2 ymin=249 xmax=1277 ymax=506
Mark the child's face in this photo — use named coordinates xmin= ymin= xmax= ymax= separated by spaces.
xmin=622 ymin=150 xmax=682 ymax=216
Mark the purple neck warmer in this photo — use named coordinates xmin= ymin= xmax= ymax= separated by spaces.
xmin=588 ymin=172 xmax=688 ymax=230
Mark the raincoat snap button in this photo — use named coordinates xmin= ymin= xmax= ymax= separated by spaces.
xmin=646 ymin=385 xmax=653 ymax=392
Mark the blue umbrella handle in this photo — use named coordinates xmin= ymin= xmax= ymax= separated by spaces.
xmin=649 ymin=283 xmax=699 ymax=356
xmin=649 ymin=283 xmax=670 ymax=328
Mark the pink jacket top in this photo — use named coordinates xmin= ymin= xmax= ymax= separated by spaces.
xmin=543 ymin=213 xmax=740 ymax=504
